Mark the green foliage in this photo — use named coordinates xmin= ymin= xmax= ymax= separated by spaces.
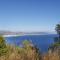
xmin=49 ymin=24 xmax=60 ymax=50
xmin=0 ymin=36 xmax=6 ymax=47
xmin=23 ymin=40 xmax=30 ymax=45
xmin=54 ymin=37 xmax=60 ymax=43
xmin=50 ymin=42 xmax=60 ymax=48
xmin=22 ymin=40 xmax=31 ymax=47
xmin=53 ymin=42 xmax=60 ymax=47
xmin=0 ymin=36 xmax=8 ymax=56
xmin=55 ymin=24 xmax=60 ymax=33
xmin=22 ymin=40 xmax=41 ymax=60
xmin=0 ymin=39 xmax=41 ymax=60
xmin=54 ymin=24 xmax=60 ymax=47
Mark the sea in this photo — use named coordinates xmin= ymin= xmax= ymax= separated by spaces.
xmin=5 ymin=34 xmax=57 ymax=53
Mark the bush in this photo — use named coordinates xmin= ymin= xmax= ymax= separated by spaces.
xmin=0 ymin=36 xmax=8 ymax=56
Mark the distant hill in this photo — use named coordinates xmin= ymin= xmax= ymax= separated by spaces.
xmin=0 ymin=30 xmax=56 ymax=35
xmin=23 ymin=32 xmax=57 ymax=35
xmin=0 ymin=31 xmax=23 ymax=35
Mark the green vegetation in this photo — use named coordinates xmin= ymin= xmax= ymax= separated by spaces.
xmin=0 ymin=24 xmax=60 ymax=60
xmin=53 ymin=42 xmax=60 ymax=47
xmin=0 ymin=36 xmax=8 ymax=56
xmin=55 ymin=24 xmax=60 ymax=35
xmin=55 ymin=24 xmax=60 ymax=42
xmin=0 ymin=36 xmax=41 ymax=60
xmin=54 ymin=24 xmax=60 ymax=47
xmin=49 ymin=24 xmax=60 ymax=50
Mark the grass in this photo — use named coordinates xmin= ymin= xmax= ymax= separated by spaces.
xmin=0 ymin=36 xmax=60 ymax=60
xmin=0 ymin=38 xmax=41 ymax=60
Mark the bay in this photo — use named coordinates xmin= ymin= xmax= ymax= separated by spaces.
xmin=5 ymin=34 xmax=57 ymax=53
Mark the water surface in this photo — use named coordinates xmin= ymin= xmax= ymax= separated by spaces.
xmin=5 ymin=34 xmax=57 ymax=53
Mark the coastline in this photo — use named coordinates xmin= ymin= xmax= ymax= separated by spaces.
xmin=3 ymin=33 xmax=56 ymax=37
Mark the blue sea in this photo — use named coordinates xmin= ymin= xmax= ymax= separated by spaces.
xmin=5 ymin=34 xmax=57 ymax=53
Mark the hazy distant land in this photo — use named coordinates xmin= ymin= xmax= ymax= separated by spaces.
xmin=0 ymin=31 xmax=56 ymax=37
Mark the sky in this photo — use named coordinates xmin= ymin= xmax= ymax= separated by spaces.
xmin=0 ymin=0 xmax=60 ymax=32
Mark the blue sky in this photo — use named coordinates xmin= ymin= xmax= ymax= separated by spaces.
xmin=0 ymin=0 xmax=60 ymax=32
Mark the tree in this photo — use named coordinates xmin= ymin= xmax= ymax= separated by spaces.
xmin=49 ymin=24 xmax=60 ymax=50
xmin=55 ymin=24 xmax=60 ymax=38
xmin=55 ymin=24 xmax=60 ymax=43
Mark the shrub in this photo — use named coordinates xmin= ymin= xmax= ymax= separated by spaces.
xmin=0 ymin=36 xmax=8 ymax=56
